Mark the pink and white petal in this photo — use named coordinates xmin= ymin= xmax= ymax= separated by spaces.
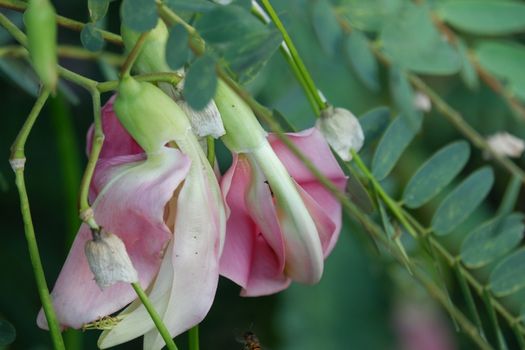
xmin=268 ymin=127 xmax=346 ymax=184
xmin=86 ymin=95 xmax=143 ymax=159
xmin=37 ymin=148 xmax=190 ymax=329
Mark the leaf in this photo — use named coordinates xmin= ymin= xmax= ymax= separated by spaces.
xmin=389 ymin=67 xmax=422 ymax=131
xmin=0 ymin=319 xmax=15 ymax=346
xmin=184 ymin=54 xmax=217 ymax=111
xmin=346 ymin=168 xmax=375 ymax=214
xmin=380 ymin=3 xmax=461 ymax=75
xmin=461 ymin=213 xmax=524 ymax=269
xmin=121 ymin=0 xmax=158 ymax=32
xmin=431 ymin=167 xmax=494 ymax=236
xmin=197 ymin=5 xmax=281 ymax=81
xmin=338 ymin=0 xmax=403 ymax=32
xmin=81 ymin=23 xmax=105 ymax=52
xmin=165 ymin=0 xmax=217 ymax=12
xmin=311 ymin=0 xmax=343 ymax=56
xmin=88 ymin=0 xmax=109 ymax=22
xmin=344 ymin=30 xmax=380 ymax=92
xmin=490 ymin=249 xmax=525 ymax=297
xmin=165 ymin=25 xmax=189 ymax=70
xmin=437 ymin=0 xmax=525 ymax=35
xmin=457 ymin=39 xmax=479 ymax=90
xmin=371 ymin=115 xmax=418 ymax=181
xmin=359 ymin=107 xmax=390 ymax=144
xmin=403 ymin=141 xmax=470 ymax=208
xmin=475 ymin=40 xmax=525 ymax=101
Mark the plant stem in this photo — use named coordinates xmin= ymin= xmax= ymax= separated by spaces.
xmin=120 ymin=31 xmax=149 ymax=78
xmin=0 ymin=45 xmax=124 ymax=64
xmin=0 ymin=0 xmax=123 ymax=45
xmin=97 ymin=72 xmax=183 ymax=92
xmin=259 ymin=0 xmax=325 ymax=114
xmin=10 ymin=88 xmax=65 ymax=350
xmin=131 ymin=283 xmax=178 ymax=350
xmin=78 ymin=90 xmax=103 ymax=230
xmin=188 ymin=325 xmax=200 ymax=350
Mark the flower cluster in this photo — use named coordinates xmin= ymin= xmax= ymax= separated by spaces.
xmin=37 ymin=22 xmax=353 ymax=350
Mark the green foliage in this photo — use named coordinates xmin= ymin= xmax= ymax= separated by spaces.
xmin=81 ymin=23 xmax=104 ymax=52
xmin=461 ymin=213 xmax=524 ymax=269
xmin=183 ymin=54 xmax=217 ymax=110
xmin=0 ymin=319 xmax=16 ymax=346
xmin=165 ymin=25 xmax=189 ymax=70
xmin=380 ymin=2 xmax=461 ymax=75
xmin=359 ymin=107 xmax=390 ymax=145
xmin=437 ymin=0 xmax=525 ymax=35
xmin=389 ymin=67 xmax=421 ymax=130
xmin=165 ymin=0 xmax=217 ymax=12
xmin=87 ymin=0 xmax=109 ymax=23
xmin=475 ymin=40 xmax=525 ymax=101
xmin=338 ymin=0 xmax=403 ymax=32
xmin=371 ymin=115 xmax=418 ymax=181
xmin=431 ymin=167 xmax=494 ymax=236
xmin=121 ymin=0 xmax=158 ymax=32
xmin=344 ymin=30 xmax=379 ymax=92
xmin=456 ymin=39 xmax=479 ymax=90
xmin=490 ymin=249 xmax=525 ymax=297
xmin=311 ymin=0 xmax=343 ymax=56
xmin=403 ymin=141 xmax=470 ymax=209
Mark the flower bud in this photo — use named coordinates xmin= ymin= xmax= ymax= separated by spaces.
xmin=114 ymin=76 xmax=192 ymax=153
xmin=316 ymin=106 xmax=364 ymax=161
xmin=24 ymin=0 xmax=58 ymax=91
xmin=214 ymin=80 xmax=267 ymax=152
xmin=85 ymin=229 xmax=138 ymax=289
xmin=486 ymin=132 xmax=525 ymax=159
xmin=121 ymin=20 xmax=170 ymax=74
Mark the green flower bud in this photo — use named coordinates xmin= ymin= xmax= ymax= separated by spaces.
xmin=214 ymin=80 xmax=267 ymax=153
xmin=24 ymin=0 xmax=58 ymax=91
xmin=114 ymin=76 xmax=192 ymax=153
xmin=121 ymin=20 xmax=170 ymax=74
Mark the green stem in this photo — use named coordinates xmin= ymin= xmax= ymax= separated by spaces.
xmin=97 ymin=72 xmax=183 ymax=92
xmin=10 ymin=88 xmax=66 ymax=350
xmin=0 ymin=44 xmax=123 ymax=64
xmin=0 ymin=0 xmax=123 ymax=45
xmin=259 ymin=0 xmax=325 ymax=114
xmin=120 ymin=31 xmax=150 ymax=78
xmin=78 ymin=90 xmax=103 ymax=230
xmin=131 ymin=283 xmax=178 ymax=350
xmin=188 ymin=325 xmax=200 ymax=350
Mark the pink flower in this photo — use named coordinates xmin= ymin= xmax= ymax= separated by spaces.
xmin=38 ymin=97 xmax=225 ymax=350
xmin=219 ymin=128 xmax=347 ymax=296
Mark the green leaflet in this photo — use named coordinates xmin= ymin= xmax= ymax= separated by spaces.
xmin=437 ymin=0 xmax=525 ymax=35
xmin=81 ymin=23 xmax=104 ymax=52
xmin=371 ymin=115 xmax=418 ymax=181
xmin=403 ymin=141 xmax=470 ymax=209
xmin=120 ymin=0 xmax=158 ymax=32
xmin=184 ymin=55 xmax=218 ymax=111
xmin=344 ymin=30 xmax=380 ymax=92
xmin=461 ymin=213 xmax=524 ymax=269
xmin=490 ymin=249 xmax=525 ymax=297
xmin=165 ymin=25 xmax=190 ymax=70
xmin=359 ymin=107 xmax=390 ymax=147
xmin=0 ymin=319 xmax=15 ymax=346
xmin=380 ymin=2 xmax=461 ymax=74
xmin=431 ymin=167 xmax=494 ymax=236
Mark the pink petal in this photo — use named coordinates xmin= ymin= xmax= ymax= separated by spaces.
xmin=37 ymin=148 xmax=191 ymax=329
xmin=219 ymin=155 xmax=289 ymax=296
xmin=86 ymin=95 xmax=143 ymax=159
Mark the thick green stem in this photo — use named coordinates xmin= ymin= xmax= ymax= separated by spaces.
xmin=97 ymin=72 xmax=183 ymax=92
xmin=131 ymin=283 xmax=178 ymax=350
xmin=188 ymin=325 xmax=200 ymax=350
xmin=259 ymin=0 xmax=325 ymax=115
xmin=10 ymin=88 xmax=65 ymax=350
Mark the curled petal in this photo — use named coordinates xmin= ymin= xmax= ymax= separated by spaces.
xmin=37 ymin=148 xmax=191 ymax=329
xmin=99 ymin=143 xmax=225 ymax=350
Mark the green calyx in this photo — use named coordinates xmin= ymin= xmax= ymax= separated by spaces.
xmin=121 ymin=20 xmax=170 ymax=74
xmin=24 ymin=0 xmax=58 ymax=91
xmin=114 ymin=76 xmax=192 ymax=154
xmin=214 ymin=80 xmax=267 ymax=153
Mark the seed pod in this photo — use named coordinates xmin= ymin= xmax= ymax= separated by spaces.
xmin=24 ymin=0 xmax=58 ymax=91
xmin=317 ymin=106 xmax=364 ymax=161
xmin=85 ymin=229 xmax=138 ymax=289
xmin=114 ymin=76 xmax=191 ymax=153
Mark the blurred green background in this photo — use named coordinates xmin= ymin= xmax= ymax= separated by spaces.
xmin=2 ymin=0 xmax=525 ymax=349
